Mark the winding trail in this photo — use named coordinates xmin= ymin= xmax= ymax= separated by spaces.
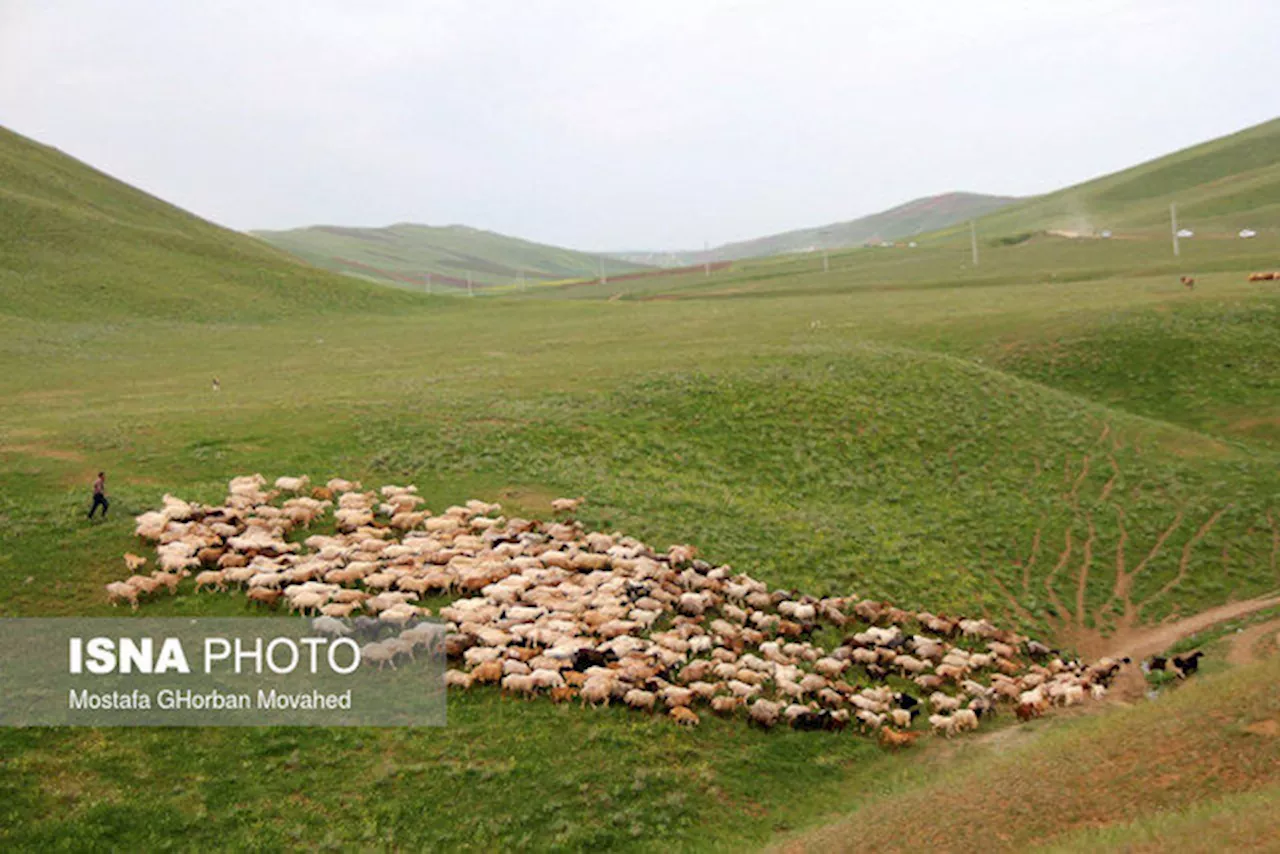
xmin=1227 ymin=617 xmax=1280 ymax=666
xmin=1081 ymin=593 xmax=1280 ymax=703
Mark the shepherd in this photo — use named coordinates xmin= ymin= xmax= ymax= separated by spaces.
xmin=88 ymin=471 xmax=109 ymax=519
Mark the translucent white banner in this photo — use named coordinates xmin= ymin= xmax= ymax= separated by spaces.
xmin=0 ymin=618 xmax=446 ymax=726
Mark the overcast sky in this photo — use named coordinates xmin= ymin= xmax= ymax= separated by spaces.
xmin=1 ymin=2 xmax=1276 ymax=250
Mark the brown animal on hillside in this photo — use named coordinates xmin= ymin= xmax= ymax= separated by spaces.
xmin=246 ymin=588 xmax=281 ymax=608
xmin=1180 ymin=275 xmax=1195 ymax=289
xmin=549 ymin=685 xmax=578 ymax=704
xmin=1248 ymin=272 xmax=1276 ymax=282
xmin=1015 ymin=702 xmax=1043 ymax=722
xmin=550 ymin=496 xmax=584 ymax=514
xmin=123 ymin=553 xmax=147 ymax=572
xmin=471 ymin=660 xmax=503 ymax=685
xmin=878 ymin=727 xmax=918 ymax=749
xmin=197 ymin=547 xmax=225 ymax=565
xmin=670 ymin=706 xmax=700 ymax=726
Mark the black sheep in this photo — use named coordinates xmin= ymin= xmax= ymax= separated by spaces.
xmin=572 ymin=648 xmax=616 ymax=672
xmin=894 ymin=692 xmax=920 ymax=712
xmin=792 ymin=710 xmax=828 ymax=731
xmin=1172 ymin=650 xmax=1204 ymax=677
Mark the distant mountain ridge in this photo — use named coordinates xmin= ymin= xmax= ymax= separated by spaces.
xmin=251 ymin=222 xmax=649 ymax=289
xmin=610 ymin=192 xmax=1019 ymax=266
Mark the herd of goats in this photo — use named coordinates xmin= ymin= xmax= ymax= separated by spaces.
xmin=106 ymin=474 xmax=1164 ymax=746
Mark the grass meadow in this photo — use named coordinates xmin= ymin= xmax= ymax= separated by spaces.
xmin=3 ymin=222 xmax=1279 ymax=848
xmin=4 ymin=115 xmax=1280 ymax=848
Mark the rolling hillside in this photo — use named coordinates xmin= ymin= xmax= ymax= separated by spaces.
xmin=949 ymin=116 xmax=1280 ymax=243
xmin=1 ymin=117 xmax=1279 ymax=850
xmin=251 ymin=222 xmax=650 ymax=289
xmin=612 ymin=191 xmax=1018 ymax=266
xmin=0 ymin=126 xmax=421 ymax=322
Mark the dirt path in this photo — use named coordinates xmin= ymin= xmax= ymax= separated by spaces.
xmin=1078 ymin=593 xmax=1280 ymax=702
xmin=775 ymin=596 xmax=1280 ymax=851
xmin=1227 ymin=617 xmax=1280 ymax=666
xmin=1095 ymin=593 xmax=1280 ymax=663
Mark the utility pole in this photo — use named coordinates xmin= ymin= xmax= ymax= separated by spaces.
xmin=467 ymin=271 xmax=473 ymax=297
xmin=1170 ymin=202 xmax=1180 ymax=257
xmin=704 ymin=240 xmax=710 ymax=278
xmin=969 ymin=220 xmax=979 ymax=266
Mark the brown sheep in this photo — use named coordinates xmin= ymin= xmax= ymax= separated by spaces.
xmin=472 ymin=660 xmax=504 ymax=685
xmin=246 ymin=588 xmax=281 ymax=608
xmin=670 ymin=706 xmax=700 ymax=727
xmin=878 ymin=727 xmax=919 ymax=749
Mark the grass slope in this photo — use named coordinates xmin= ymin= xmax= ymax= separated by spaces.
xmin=947 ymin=116 xmax=1280 ymax=242
xmin=1 ymin=122 xmax=1279 ymax=849
xmin=252 ymin=222 xmax=650 ymax=290
xmin=0 ymin=126 xmax=423 ymax=322
xmin=784 ymin=654 xmax=1280 ymax=852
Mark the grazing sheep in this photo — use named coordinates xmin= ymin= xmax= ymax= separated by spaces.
xmin=194 ymin=570 xmax=226 ymax=592
xmin=711 ymin=695 xmax=742 ymax=716
xmin=670 ymin=706 xmax=700 ymax=727
xmin=311 ymin=615 xmax=351 ymax=637
xmin=879 ymin=727 xmax=918 ymax=749
xmin=749 ymin=698 xmax=781 ymax=729
xmin=952 ymin=708 xmax=979 ymax=733
xmin=246 ymin=588 xmax=282 ymax=608
xmin=929 ymin=692 xmax=962 ymax=713
xmin=623 ymin=689 xmax=656 ymax=711
xmin=472 ymin=660 xmax=504 ymax=685
xmin=117 ymin=475 xmax=1122 ymax=739
xmin=928 ymin=713 xmax=956 ymax=738
xmin=445 ymin=669 xmax=473 ymax=689
xmin=274 ymin=475 xmax=311 ymax=493
xmin=105 ymin=581 xmax=140 ymax=610
xmin=549 ymin=686 xmax=577 ymax=704
xmin=1172 ymin=650 xmax=1205 ymax=678
xmin=549 ymin=496 xmax=583 ymax=514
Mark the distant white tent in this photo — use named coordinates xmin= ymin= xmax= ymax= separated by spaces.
xmin=1177 ymin=228 xmax=1194 ymax=238
xmin=1100 ymin=229 xmax=1112 ymax=238
xmin=1239 ymin=228 xmax=1257 ymax=239
xmin=908 ymin=241 xmax=918 ymax=248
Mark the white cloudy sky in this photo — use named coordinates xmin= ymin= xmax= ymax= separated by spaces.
xmin=1 ymin=1 xmax=1276 ymax=249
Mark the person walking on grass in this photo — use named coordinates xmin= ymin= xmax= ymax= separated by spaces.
xmin=88 ymin=471 xmax=109 ymax=519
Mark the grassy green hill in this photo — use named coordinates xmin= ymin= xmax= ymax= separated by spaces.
xmin=1 ymin=119 xmax=1279 ymax=850
xmin=947 ymin=116 xmax=1280 ymax=242
xmin=612 ymin=191 xmax=1018 ymax=266
xmin=0 ymin=126 xmax=424 ymax=322
xmin=251 ymin=222 xmax=650 ymax=290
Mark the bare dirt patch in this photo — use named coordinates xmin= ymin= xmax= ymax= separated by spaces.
xmin=1245 ymin=719 xmax=1279 ymax=738
xmin=0 ymin=443 xmax=83 ymax=462
xmin=494 ymin=485 xmax=560 ymax=516
xmin=1074 ymin=595 xmax=1280 ymax=703
xmin=1160 ymin=433 xmax=1233 ymax=459
xmin=1227 ymin=617 xmax=1280 ymax=667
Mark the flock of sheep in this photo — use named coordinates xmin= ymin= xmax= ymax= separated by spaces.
xmin=108 ymin=474 xmax=1129 ymax=744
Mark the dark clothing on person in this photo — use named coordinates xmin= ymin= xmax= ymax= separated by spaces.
xmin=89 ymin=475 xmax=108 ymax=518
